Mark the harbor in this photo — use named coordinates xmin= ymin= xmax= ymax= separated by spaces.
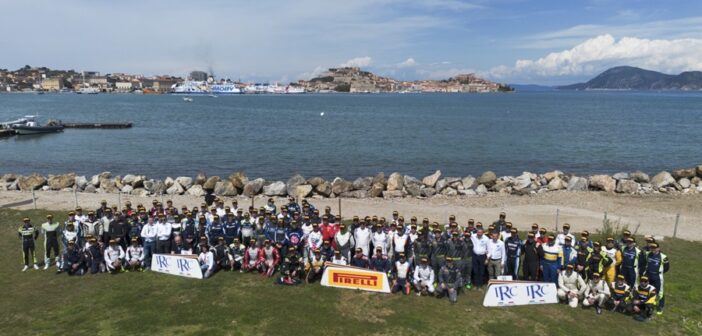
xmin=1 ymin=115 xmax=132 ymax=137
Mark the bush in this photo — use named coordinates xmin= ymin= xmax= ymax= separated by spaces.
xmin=597 ymin=217 xmax=629 ymax=239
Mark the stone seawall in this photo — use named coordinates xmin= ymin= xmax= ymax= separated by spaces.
xmin=2 ymin=166 xmax=702 ymax=199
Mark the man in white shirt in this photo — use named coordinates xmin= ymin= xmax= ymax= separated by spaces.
xmin=140 ymin=218 xmax=158 ymax=270
xmin=470 ymin=229 xmax=489 ymax=289
xmin=557 ymin=264 xmax=586 ymax=308
xmin=353 ymin=221 xmax=372 ymax=257
xmin=155 ymin=217 xmax=172 ymax=254
xmin=486 ymin=232 xmax=506 ymax=279
xmin=104 ymin=239 xmax=125 ymax=273
xmin=556 ymin=223 xmax=575 ymax=247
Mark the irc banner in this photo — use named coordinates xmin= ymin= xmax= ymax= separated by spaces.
xmin=483 ymin=280 xmax=558 ymax=307
xmin=320 ymin=266 xmax=391 ymax=293
xmin=151 ymin=254 xmax=203 ymax=279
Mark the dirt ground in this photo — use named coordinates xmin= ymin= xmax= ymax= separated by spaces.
xmin=1 ymin=190 xmax=699 ymax=241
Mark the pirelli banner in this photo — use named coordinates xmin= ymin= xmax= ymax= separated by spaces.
xmin=483 ymin=280 xmax=558 ymax=307
xmin=320 ymin=265 xmax=391 ymax=293
xmin=151 ymin=254 xmax=203 ymax=279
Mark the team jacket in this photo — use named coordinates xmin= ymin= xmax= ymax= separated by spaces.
xmin=414 ymin=265 xmax=435 ymax=284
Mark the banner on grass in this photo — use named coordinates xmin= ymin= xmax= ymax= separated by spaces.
xmin=483 ymin=281 xmax=558 ymax=307
xmin=151 ymin=254 xmax=203 ymax=279
xmin=320 ymin=266 xmax=391 ymax=293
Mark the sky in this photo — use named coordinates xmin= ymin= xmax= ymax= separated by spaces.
xmin=1 ymin=0 xmax=701 ymax=85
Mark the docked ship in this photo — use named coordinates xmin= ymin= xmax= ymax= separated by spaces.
xmin=170 ymin=81 xmax=209 ymax=94
xmin=210 ymin=83 xmax=242 ymax=94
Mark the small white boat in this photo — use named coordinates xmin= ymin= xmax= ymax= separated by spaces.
xmin=208 ymin=94 xmax=218 ymax=98
xmin=183 ymin=97 xmax=193 ymax=102
xmin=11 ymin=116 xmax=63 ymax=135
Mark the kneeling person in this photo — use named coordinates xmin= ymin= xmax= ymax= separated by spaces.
xmin=104 ymin=239 xmax=125 ymax=273
xmin=438 ymin=258 xmax=463 ymax=303
xmin=583 ymin=272 xmax=610 ymax=314
xmin=557 ymin=264 xmax=586 ymax=308
xmin=126 ymin=238 xmax=144 ymax=272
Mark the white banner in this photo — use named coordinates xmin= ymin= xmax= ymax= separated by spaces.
xmin=483 ymin=281 xmax=558 ymax=307
xmin=151 ymin=254 xmax=203 ymax=279
xmin=320 ymin=266 xmax=391 ymax=293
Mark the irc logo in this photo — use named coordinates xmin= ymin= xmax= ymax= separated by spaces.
xmin=527 ymin=284 xmax=546 ymax=299
xmin=177 ymin=259 xmax=191 ymax=273
xmin=156 ymin=255 xmax=168 ymax=268
xmin=494 ymin=286 xmax=517 ymax=301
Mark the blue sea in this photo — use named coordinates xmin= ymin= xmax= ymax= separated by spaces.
xmin=1 ymin=91 xmax=701 ymax=180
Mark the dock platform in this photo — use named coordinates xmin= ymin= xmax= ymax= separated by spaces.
xmin=0 ymin=129 xmax=16 ymax=137
xmin=61 ymin=122 xmax=132 ymax=129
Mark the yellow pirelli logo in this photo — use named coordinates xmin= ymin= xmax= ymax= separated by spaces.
xmin=328 ymin=269 xmax=384 ymax=290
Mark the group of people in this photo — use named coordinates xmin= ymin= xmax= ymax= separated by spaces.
xmin=17 ymin=196 xmax=669 ymax=320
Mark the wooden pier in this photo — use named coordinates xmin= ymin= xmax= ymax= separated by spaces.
xmin=61 ymin=122 xmax=133 ymax=129
xmin=0 ymin=129 xmax=16 ymax=138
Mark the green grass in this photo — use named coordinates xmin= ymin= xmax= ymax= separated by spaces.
xmin=2 ymin=208 xmax=701 ymax=336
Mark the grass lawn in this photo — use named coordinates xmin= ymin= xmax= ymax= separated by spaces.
xmin=1 ymin=208 xmax=701 ymax=336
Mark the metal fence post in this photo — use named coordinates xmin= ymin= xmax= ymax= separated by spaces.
xmin=118 ymin=192 xmax=122 ymax=211
xmin=555 ymin=208 xmax=559 ymax=231
xmin=673 ymin=213 xmax=680 ymax=238
xmin=338 ymin=198 xmax=342 ymax=218
xmin=74 ymin=187 xmax=78 ymax=208
xmin=32 ymin=189 xmax=37 ymax=209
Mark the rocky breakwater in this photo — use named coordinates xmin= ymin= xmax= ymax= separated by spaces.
xmin=2 ymin=166 xmax=702 ymax=199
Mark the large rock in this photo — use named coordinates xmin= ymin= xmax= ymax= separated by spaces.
xmin=566 ymin=176 xmax=588 ymax=191
xmin=286 ymin=174 xmax=306 ymax=196
xmin=697 ymin=165 xmax=702 ymax=177
xmin=477 ymin=171 xmax=497 ymax=187
xmin=369 ymin=183 xmax=385 ymax=197
xmin=543 ymin=170 xmax=563 ymax=182
xmin=307 ymin=176 xmax=325 ymax=187
xmin=228 ymin=171 xmax=248 ymax=189
xmin=122 ymin=174 xmax=138 ymax=185
xmin=2 ymin=174 xmax=17 ymax=182
xmin=422 ymin=170 xmax=441 ymax=187
xmin=461 ymin=176 xmax=476 ymax=190
xmin=131 ymin=188 xmax=149 ymax=197
xmin=341 ymin=190 xmax=368 ymax=198
xmin=175 ymin=176 xmax=193 ymax=189
xmin=263 ymin=181 xmax=287 ymax=196
xmin=164 ymin=177 xmax=175 ymax=188
xmin=166 ymin=182 xmax=184 ymax=195
xmin=74 ymin=176 xmax=88 ymax=190
xmin=144 ymin=179 xmax=166 ymax=195
xmin=99 ymin=176 xmax=117 ymax=193
xmin=630 ymin=171 xmax=650 ymax=183
xmin=372 ymin=172 xmax=386 ymax=186
xmin=121 ymin=185 xmax=134 ymax=194
xmin=383 ymin=190 xmax=404 ymax=198
xmin=187 ymin=185 xmax=206 ymax=197
xmin=404 ymin=175 xmax=421 ymax=187
xmin=195 ymin=172 xmax=207 ymax=186
xmin=17 ymin=174 xmax=47 ymax=191
xmin=214 ymin=181 xmax=238 ymax=196
xmin=651 ymin=171 xmax=676 ymax=189
xmin=90 ymin=172 xmax=111 ymax=187
xmin=672 ymin=168 xmax=697 ymax=179
xmin=405 ymin=183 xmax=422 ymax=197
xmin=331 ymin=178 xmax=353 ymax=195
xmin=589 ymin=175 xmax=616 ymax=192
xmin=83 ymin=184 xmax=97 ymax=193
xmin=386 ymin=172 xmax=404 ymax=191
xmin=435 ymin=178 xmax=448 ymax=192
xmin=352 ymin=177 xmax=373 ymax=190
xmin=47 ymin=173 xmax=75 ymax=190
xmin=315 ymin=182 xmax=332 ymax=197
xmin=203 ymin=176 xmax=221 ymax=190
xmin=616 ymin=180 xmax=640 ymax=194
xmin=612 ymin=172 xmax=630 ymax=180
xmin=243 ymin=178 xmax=265 ymax=197
xmin=475 ymin=184 xmax=488 ymax=195
xmin=293 ymin=184 xmax=313 ymax=199
xmin=459 ymin=189 xmax=477 ymax=196
xmin=547 ymin=177 xmax=566 ymax=191
xmin=679 ymin=178 xmax=691 ymax=189
xmin=420 ymin=187 xmax=436 ymax=197
xmin=513 ymin=173 xmax=533 ymax=191
xmin=441 ymin=187 xmax=458 ymax=196
xmin=445 ymin=177 xmax=462 ymax=188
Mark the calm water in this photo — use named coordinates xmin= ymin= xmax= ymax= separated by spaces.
xmin=1 ymin=92 xmax=701 ymax=180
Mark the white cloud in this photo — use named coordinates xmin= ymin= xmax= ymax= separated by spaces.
xmin=339 ymin=56 xmax=373 ymax=68
xmin=417 ymin=67 xmax=476 ymax=80
xmin=297 ymin=66 xmax=327 ymax=80
xmin=488 ymin=34 xmax=702 ymax=83
xmin=397 ymin=58 xmax=417 ymax=68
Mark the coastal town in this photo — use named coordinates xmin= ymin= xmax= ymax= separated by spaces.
xmin=0 ymin=65 xmax=512 ymax=94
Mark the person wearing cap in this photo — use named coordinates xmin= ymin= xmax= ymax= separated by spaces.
xmin=60 ymin=241 xmax=85 ymax=276
xmin=530 ymin=223 xmax=539 ymax=238
xmin=539 ymin=233 xmax=563 ymax=285
xmin=470 ymin=229 xmax=489 ymax=289
xmin=431 ymin=230 xmax=449 ymax=282
xmin=391 ymin=253 xmax=412 ymax=295
xmin=574 ymin=236 xmax=593 ymax=280
xmin=557 ymin=264 xmax=586 ymax=308
xmin=391 ymin=224 xmax=410 ymax=264
xmin=305 ymin=223 xmax=324 ymax=261
xmin=285 ymin=196 xmax=301 ymax=216
xmin=40 ymin=214 xmax=62 ymax=270
xmin=370 ymin=246 xmax=392 ymax=274
xmin=74 ymin=207 xmax=87 ymax=223
xmin=353 ymin=219 xmax=372 ymax=257
xmin=181 ymin=213 xmax=197 ymax=248
xmin=222 ymin=213 xmax=241 ymax=246
xmin=285 ymin=219 xmax=304 ymax=254
xmin=18 ymin=217 xmax=40 ymax=271
xmin=493 ymin=212 xmax=507 ymax=233
xmin=239 ymin=213 xmax=255 ymax=247
xmin=320 ymin=215 xmax=339 ymax=247
xmin=212 ymin=237 xmax=233 ymax=271
xmin=608 ymin=274 xmax=631 ymax=313
xmin=446 ymin=230 xmax=466 ymax=280
xmin=140 ymin=217 xmax=158 ymax=270
xmin=561 ymin=236 xmax=577 ymax=269
xmin=498 ymin=222 xmax=512 ymax=241
xmin=587 ymin=242 xmax=612 ymax=281
xmin=126 ymin=213 xmax=143 ymax=246
xmin=372 ymin=223 xmax=391 ymax=257
xmin=580 ymin=231 xmax=594 ymax=248
xmin=412 ymin=233 xmax=432 ymax=270
xmin=228 ymin=238 xmax=245 ymax=271
xmin=536 ymin=228 xmax=549 ymax=245
xmin=207 ymin=215 xmax=226 ymax=246
xmin=630 ymin=275 xmax=657 ymax=321
xmin=556 ymin=223 xmax=575 ymax=247
xmin=350 ymin=247 xmax=370 ymax=269
xmin=413 ymin=257 xmax=435 ymax=296
xmin=126 ymin=238 xmax=144 ymax=272
xmin=522 ymin=232 xmax=540 ymax=281
xmin=603 ymin=237 xmax=623 ymax=288
xmin=334 ymin=223 xmax=354 ymax=261
xmin=304 ymin=248 xmax=325 ymax=283
xmin=583 ymin=272 xmax=611 ymax=314
xmin=104 ymin=239 xmax=125 ymax=273
xmin=81 ymin=211 xmax=102 ymax=243
xmin=198 ymin=243 xmax=216 ymax=279
xmin=331 ymin=250 xmax=347 ymax=265
xmin=99 ymin=207 xmax=115 ymax=244
xmin=96 ymin=200 xmax=109 ymax=219
xmin=270 ymin=218 xmax=288 ymax=248
xmin=642 ymin=242 xmax=669 ymax=314
xmin=85 ymin=237 xmax=104 ymax=274
xmin=277 ymin=247 xmax=303 ymax=285
xmin=504 ymin=228 xmax=522 ymax=279
xmin=261 ymin=240 xmax=281 ymax=277
xmin=106 ymin=212 xmax=127 ymax=250
xmin=437 ymin=258 xmax=463 ymax=303
xmin=154 ymin=214 xmax=172 ymax=254
xmin=620 ymin=237 xmax=643 ymax=287
xmin=62 ymin=221 xmax=80 ymax=253
xmin=486 ymin=232 xmax=506 ymax=280
xmin=243 ymin=239 xmax=264 ymax=273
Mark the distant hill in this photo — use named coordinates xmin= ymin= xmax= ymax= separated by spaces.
xmin=558 ymin=66 xmax=702 ymax=90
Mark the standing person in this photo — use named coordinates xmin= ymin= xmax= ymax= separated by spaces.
xmin=504 ymin=228 xmax=521 ymax=279
xmin=353 ymin=220 xmax=372 ymax=257
xmin=583 ymin=272 xmax=611 ymax=315
xmin=155 ymin=216 xmax=172 ymax=254
xmin=413 ymin=257 xmax=435 ymax=296
xmin=602 ymin=237 xmax=622 ymax=288
xmin=334 ymin=223 xmax=354 ymax=261
xmin=430 ymin=230 xmax=448 ymax=281
xmin=493 ymin=212 xmax=507 ymax=233
xmin=556 ymin=223 xmax=575 ymax=247
xmin=18 ymin=217 xmax=40 ymax=271
xmin=575 ymin=237 xmax=593 ymax=281
xmin=588 ymin=242 xmax=612 ymax=281
xmin=470 ymin=229 xmax=489 ymax=289
xmin=557 ymin=264 xmax=586 ymax=308
xmin=140 ymin=218 xmax=158 ymax=270
xmin=461 ymin=231 xmax=473 ymax=289
xmin=41 ymin=214 xmax=61 ymax=270
xmin=104 ymin=240 xmax=125 ymax=274
xmin=391 ymin=253 xmax=412 ymax=295
xmin=81 ymin=212 xmax=102 ymax=242
xmin=486 ymin=232 xmax=506 ymax=279
xmin=437 ymin=258 xmax=463 ymax=303
xmin=522 ymin=233 xmax=539 ymax=281
xmin=371 ymin=223 xmax=388 ymax=256
xmin=642 ymin=242 xmax=669 ymax=314
xmin=126 ymin=238 xmax=144 ymax=272
xmin=539 ymin=234 xmax=563 ymax=285
xmin=306 ymin=223 xmax=323 ymax=261
xmin=620 ymin=237 xmax=643 ymax=287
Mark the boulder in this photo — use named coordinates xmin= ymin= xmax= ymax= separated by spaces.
xmin=383 ymin=190 xmax=404 ymax=198
xmin=331 ymin=178 xmax=353 ymax=195
xmin=566 ymin=176 xmax=588 ymax=191
xmin=187 ymin=185 xmax=206 ymax=197
xmin=612 ymin=172 xmax=629 ymax=180
xmin=131 ymin=188 xmax=149 ymax=197
xmin=697 ymin=165 xmax=702 ymax=177
xmin=47 ymin=173 xmax=75 ymax=190
xmin=543 ymin=170 xmax=563 ymax=182
xmin=144 ymin=179 xmax=166 ymax=195
xmin=99 ymin=176 xmax=117 ymax=193
xmin=445 ymin=177 xmax=462 ymax=188
xmin=2 ymin=173 xmax=17 ymax=182
xmin=341 ymin=190 xmax=369 ymax=198
xmin=263 ymin=181 xmax=287 ymax=196
xmin=547 ymin=177 xmax=566 ymax=191
xmin=405 ymin=183 xmax=422 ymax=197
xmin=307 ymin=176 xmax=325 ymax=187
xmin=420 ymin=187 xmax=436 ymax=197
xmin=175 ymin=176 xmax=193 ymax=189
xmin=164 ymin=177 xmax=175 ymax=188
xmin=651 ymin=171 xmax=676 ymax=189
xmin=435 ymin=178 xmax=448 ymax=192
xmin=589 ymin=175 xmax=616 ymax=192
xmin=286 ymin=174 xmax=306 ymax=196
xmin=228 ymin=171 xmax=248 ymax=189
xmin=372 ymin=172 xmax=386 ymax=186
xmin=121 ymin=185 xmax=134 ymax=194
xmin=441 ymin=187 xmax=458 ymax=196
xmin=386 ymin=172 xmax=404 ymax=191
xmin=679 ymin=178 xmax=691 ymax=189
xmin=461 ymin=176 xmax=476 ymax=190
xmin=122 ymin=174 xmax=138 ymax=185
xmin=616 ymin=180 xmax=640 ymax=194
xmin=243 ymin=178 xmax=265 ymax=197
xmin=476 ymin=171 xmax=497 ymax=187
xmin=194 ymin=172 xmax=207 ymax=186
xmin=475 ymin=184 xmax=488 ymax=195
xmin=630 ymin=171 xmax=650 ymax=183
xmin=214 ymin=181 xmax=239 ymax=196
xmin=352 ymin=177 xmax=373 ymax=191
xmin=692 ymin=177 xmax=701 ymax=185
xmin=369 ymin=183 xmax=385 ymax=198
xmin=458 ymin=189 xmax=477 ymax=196
xmin=166 ymin=182 xmax=184 ymax=195
xmin=315 ymin=182 xmax=332 ymax=197
xmin=293 ymin=184 xmax=313 ymax=199
xmin=422 ymin=170 xmax=441 ymax=187
xmin=203 ymin=176 xmax=221 ymax=190
xmin=403 ymin=175 xmax=421 ymax=187
xmin=114 ymin=176 xmax=124 ymax=190
xmin=672 ymin=168 xmax=697 ymax=179
xmin=513 ymin=173 xmax=532 ymax=191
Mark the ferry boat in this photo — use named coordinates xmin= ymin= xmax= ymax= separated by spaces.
xmin=170 ymin=81 xmax=208 ymax=94
xmin=210 ymin=83 xmax=242 ymax=94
